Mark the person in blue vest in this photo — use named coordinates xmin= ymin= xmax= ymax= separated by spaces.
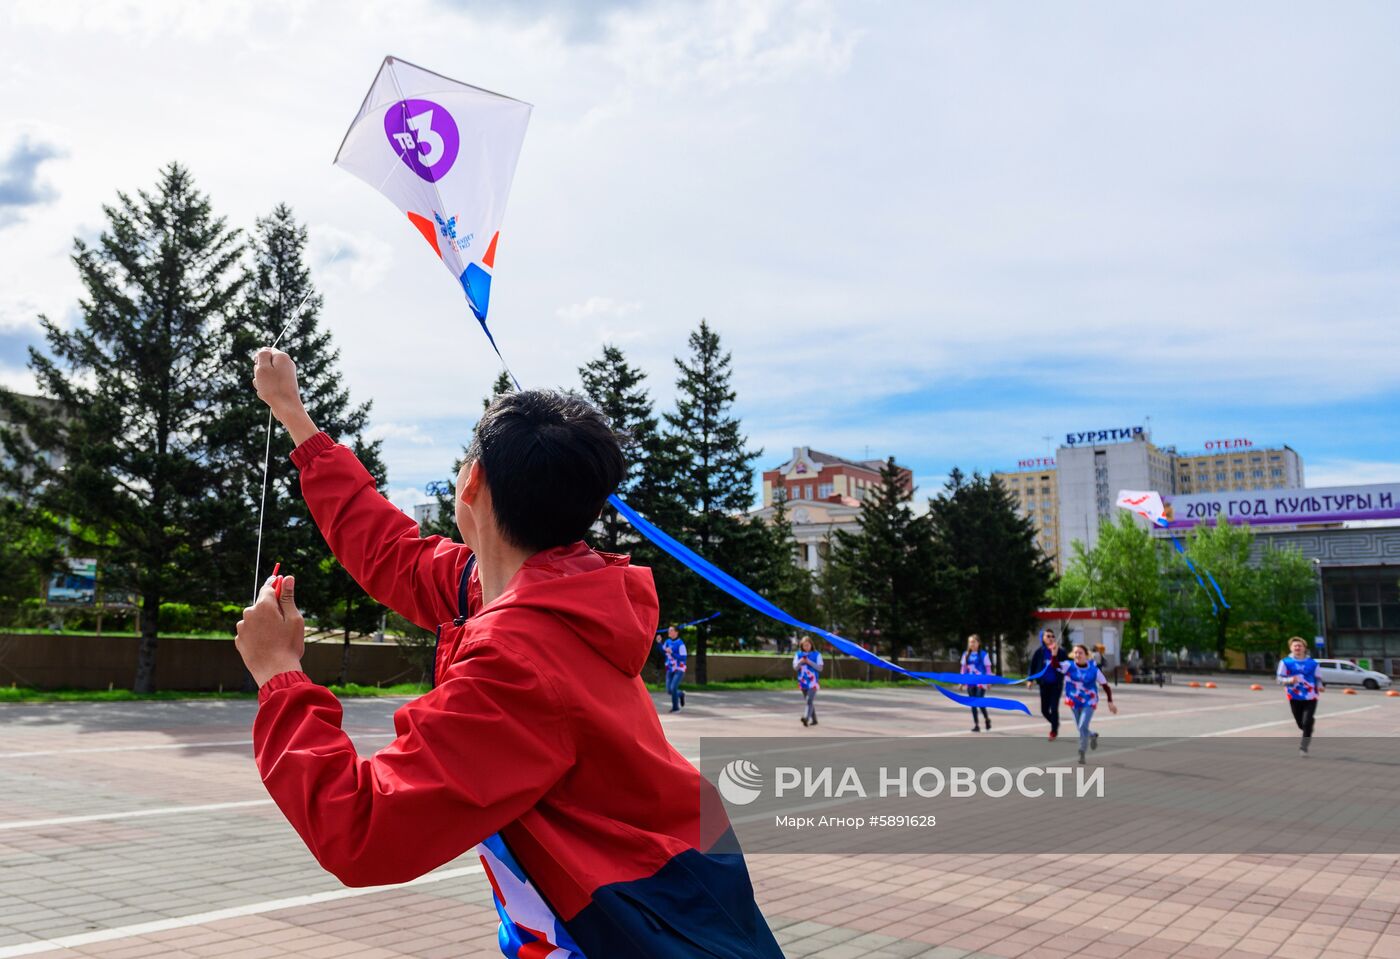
xmin=960 ymin=634 xmax=993 ymax=733
xmin=661 ymin=624 xmax=687 ymax=712
xmin=1058 ymin=643 xmax=1117 ymax=764
xmin=1277 ymin=636 xmax=1324 ymax=754
xmin=1028 ymin=628 xmax=1070 ymax=740
xmin=793 ymin=636 xmax=823 ymax=727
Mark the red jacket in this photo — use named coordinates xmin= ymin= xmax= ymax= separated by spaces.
xmin=254 ymin=432 xmax=781 ymax=958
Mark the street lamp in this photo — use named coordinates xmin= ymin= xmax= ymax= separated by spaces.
xmin=1311 ymin=558 xmax=1326 ymax=658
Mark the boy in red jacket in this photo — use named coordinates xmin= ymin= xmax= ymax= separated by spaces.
xmin=237 ymin=348 xmax=782 ymax=959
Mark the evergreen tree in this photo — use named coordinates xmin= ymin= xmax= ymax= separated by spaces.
xmin=210 ymin=203 xmax=388 ymax=681
xmin=929 ymin=469 xmax=1053 ymax=672
xmin=210 ymin=203 xmax=380 ymax=599
xmin=578 ymin=344 xmax=660 ymax=553
xmin=753 ymin=495 xmax=817 ymax=626
xmin=419 ymin=370 xmax=512 ymax=541
xmin=831 ymin=459 xmax=948 ymax=662
xmin=0 ymin=164 xmax=244 ymax=691
xmin=662 ymin=319 xmax=762 ymax=681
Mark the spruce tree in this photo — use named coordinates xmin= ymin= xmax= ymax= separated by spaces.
xmin=210 ymin=203 xmax=387 ymax=680
xmin=662 ymin=319 xmax=762 ymax=681
xmin=830 ymin=459 xmax=945 ymax=662
xmin=579 ymin=344 xmax=660 ymax=553
xmin=928 ymin=469 xmax=1053 ymax=672
xmin=419 ymin=369 xmax=514 ymax=541
xmin=0 ymin=164 xmax=244 ymax=691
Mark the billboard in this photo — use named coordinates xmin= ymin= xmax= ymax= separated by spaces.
xmin=1166 ymin=483 xmax=1400 ymax=528
xmin=47 ymin=557 xmax=97 ymax=605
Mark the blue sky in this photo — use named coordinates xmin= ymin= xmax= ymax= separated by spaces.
xmin=1 ymin=0 xmax=1398 ymax=510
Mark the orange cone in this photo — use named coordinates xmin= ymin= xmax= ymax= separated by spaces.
xmin=1188 ymin=681 xmax=1200 ymax=688
xmin=1204 ymin=682 xmax=1217 ymax=689
xmin=1250 ymin=684 xmax=1263 ymax=691
xmin=1344 ymin=688 xmax=1357 ymax=695
xmin=1387 ymin=690 xmax=1399 ymax=697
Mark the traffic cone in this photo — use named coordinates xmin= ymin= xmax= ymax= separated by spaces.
xmin=1250 ymin=684 xmax=1263 ymax=691
xmin=1387 ymin=690 xmax=1398 ymax=697
xmin=1343 ymin=688 xmax=1357 ymax=695
xmin=1204 ymin=682 xmax=1217 ymax=689
xmin=1188 ymin=681 xmax=1200 ymax=688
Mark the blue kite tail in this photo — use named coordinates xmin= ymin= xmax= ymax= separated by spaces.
xmin=656 ymin=611 xmax=722 ymax=635
xmin=1171 ymin=536 xmax=1220 ymax=615
xmin=609 ymin=494 xmax=1030 ymax=712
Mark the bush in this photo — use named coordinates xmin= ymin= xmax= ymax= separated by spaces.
xmin=159 ymin=602 xmax=195 ymax=633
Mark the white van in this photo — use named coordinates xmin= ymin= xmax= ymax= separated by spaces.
xmin=1315 ymin=659 xmax=1393 ymax=690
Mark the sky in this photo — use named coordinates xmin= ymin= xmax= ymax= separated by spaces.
xmin=2 ymin=0 xmax=1399 ymax=514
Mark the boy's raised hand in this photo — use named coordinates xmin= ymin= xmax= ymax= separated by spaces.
xmin=253 ymin=348 xmax=319 ymax=445
xmin=236 ymin=574 xmax=306 ymax=687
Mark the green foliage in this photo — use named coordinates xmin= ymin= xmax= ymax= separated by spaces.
xmin=657 ymin=319 xmax=764 ymax=680
xmin=157 ymin=602 xmax=195 ymax=633
xmin=1057 ymin=511 xmax=1165 ymax=655
xmin=829 ymin=459 xmax=950 ymax=661
xmin=578 ymin=344 xmax=662 ymax=554
xmin=928 ymin=469 xmax=1053 ymax=667
xmin=1 ymin=164 xmax=246 ymax=691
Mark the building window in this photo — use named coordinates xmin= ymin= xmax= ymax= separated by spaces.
xmin=1251 ymin=469 xmax=1263 ymax=479
xmin=804 ymin=484 xmax=814 ymax=500
xmin=1215 ymin=471 xmax=1226 ymax=482
xmin=818 ymin=483 xmax=833 ymax=498
xmin=1271 ymin=467 xmax=1282 ymax=478
xmin=1233 ymin=470 xmax=1244 ymax=481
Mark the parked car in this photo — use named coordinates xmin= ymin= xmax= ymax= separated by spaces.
xmin=1315 ymin=659 xmax=1393 ymax=690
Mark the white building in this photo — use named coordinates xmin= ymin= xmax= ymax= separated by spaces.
xmin=1057 ymin=430 xmax=1177 ymax=557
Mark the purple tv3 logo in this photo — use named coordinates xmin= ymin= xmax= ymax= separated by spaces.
xmin=384 ymin=99 xmax=460 ymax=182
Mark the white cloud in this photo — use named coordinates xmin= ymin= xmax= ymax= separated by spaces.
xmin=0 ymin=363 xmax=37 ymax=395
xmin=556 ymin=296 xmax=642 ymax=321
xmin=1300 ymin=460 xmax=1400 ymax=489
xmin=0 ymin=0 xmax=1395 ymax=498
xmin=365 ymin=421 xmax=435 ymax=445
xmin=386 ymin=484 xmax=432 ymax=514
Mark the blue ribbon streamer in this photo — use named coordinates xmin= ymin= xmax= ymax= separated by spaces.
xmin=472 ymin=300 xmax=1030 ymax=712
xmin=609 ymin=494 xmax=1031 ymax=713
xmin=1159 ymin=521 xmax=1229 ymax=614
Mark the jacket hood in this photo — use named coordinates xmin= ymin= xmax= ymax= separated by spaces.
xmin=489 ymin=543 xmax=660 ymax=677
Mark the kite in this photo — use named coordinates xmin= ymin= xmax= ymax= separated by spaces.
xmin=1117 ymin=490 xmax=1229 ymax=613
xmin=330 ymin=56 xmax=1032 ymax=712
xmin=334 ymin=56 xmax=532 ymax=370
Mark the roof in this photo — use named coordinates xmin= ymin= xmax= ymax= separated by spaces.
xmin=770 ymin=446 xmax=909 ymax=475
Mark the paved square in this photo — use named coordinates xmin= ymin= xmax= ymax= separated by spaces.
xmin=2 ymin=679 xmax=1397 ymax=957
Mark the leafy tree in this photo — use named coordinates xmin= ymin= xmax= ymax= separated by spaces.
xmin=0 ymin=164 xmax=245 ymax=691
xmin=1179 ymin=517 xmax=1253 ymax=657
xmin=813 ymin=532 xmax=859 ymax=637
xmin=578 ymin=344 xmax=661 ymax=553
xmin=1056 ymin=511 xmax=1164 ymax=657
xmin=0 ymin=498 xmax=64 ymax=608
xmin=1231 ymin=546 xmax=1317 ymax=655
xmin=661 ymin=319 xmax=762 ymax=681
xmin=929 ymin=469 xmax=1052 ymax=672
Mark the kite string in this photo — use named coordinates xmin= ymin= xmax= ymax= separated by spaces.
xmin=251 ymin=155 xmax=418 ymax=600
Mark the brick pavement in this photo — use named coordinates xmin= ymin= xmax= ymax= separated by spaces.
xmin=1 ymin=680 xmax=1397 ymax=957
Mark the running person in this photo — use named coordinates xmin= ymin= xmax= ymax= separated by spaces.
xmin=961 ymin=634 xmax=993 ymax=732
xmin=794 ymin=637 xmax=822 ymax=727
xmin=1028 ymin=628 xmax=1069 ymax=740
xmin=661 ymin=625 xmax=687 ymax=712
xmin=1277 ymin=636 xmax=1324 ymax=754
xmin=1058 ymin=643 xmax=1117 ymax=764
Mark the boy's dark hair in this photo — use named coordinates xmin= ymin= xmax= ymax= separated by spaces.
xmin=467 ymin=389 xmax=624 ymax=552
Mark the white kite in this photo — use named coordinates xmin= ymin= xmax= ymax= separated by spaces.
xmin=334 ymin=56 xmax=532 ymax=343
